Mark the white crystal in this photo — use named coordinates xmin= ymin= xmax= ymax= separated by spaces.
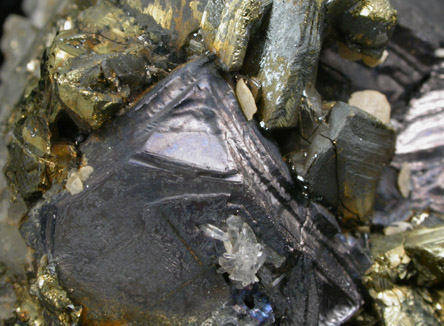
xmin=79 ymin=165 xmax=94 ymax=182
xmin=348 ymin=90 xmax=391 ymax=124
xmin=203 ymin=215 xmax=266 ymax=287
xmin=200 ymin=224 xmax=229 ymax=242
xmin=65 ymin=166 xmax=94 ymax=195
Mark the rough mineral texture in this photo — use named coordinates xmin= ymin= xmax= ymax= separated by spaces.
xmin=3 ymin=0 xmax=192 ymax=202
xmin=47 ymin=1 xmax=153 ymax=129
xmin=118 ymin=0 xmax=207 ymax=49
xmin=318 ymin=0 xmax=443 ymax=120
xmin=335 ymin=0 xmax=397 ymax=59
xmin=363 ymin=225 xmax=444 ymax=325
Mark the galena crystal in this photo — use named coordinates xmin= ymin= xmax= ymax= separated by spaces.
xmin=6 ymin=0 xmax=443 ymax=325
xmin=18 ymin=58 xmax=364 ymax=325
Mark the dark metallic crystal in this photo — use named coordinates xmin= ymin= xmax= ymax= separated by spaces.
xmin=289 ymin=102 xmax=396 ymax=224
xmin=22 ymin=58 xmax=363 ymax=325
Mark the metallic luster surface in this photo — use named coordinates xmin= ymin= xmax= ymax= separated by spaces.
xmin=47 ymin=1 xmax=153 ymax=129
xmin=289 ymin=102 xmax=396 ymax=224
xmin=373 ymin=81 xmax=444 ymax=226
xmin=201 ymin=0 xmax=270 ymax=71
xmin=363 ymin=227 xmax=444 ymax=325
xmin=404 ymin=226 xmax=444 ymax=287
xmin=370 ymin=286 xmax=438 ymax=326
xmin=21 ymin=58 xmax=363 ymax=325
xmin=4 ymin=117 xmax=54 ymax=200
xmin=337 ymin=0 xmax=398 ymax=58
xmin=0 ymin=0 xmax=413 ymax=325
xmin=3 ymin=0 xmax=190 ymax=201
xmin=255 ymin=0 xmax=325 ymax=129
xmin=35 ymin=256 xmax=82 ymax=326
xmin=11 ymin=255 xmax=82 ymax=326
xmin=119 ymin=0 xmax=208 ymax=49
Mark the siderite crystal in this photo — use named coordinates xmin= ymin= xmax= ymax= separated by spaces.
xmin=236 ymin=0 xmax=398 ymax=129
xmin=21 ymin=58 xmax=364 ymax=325
xmin=318 ymin=0 xmax=442 ymax=122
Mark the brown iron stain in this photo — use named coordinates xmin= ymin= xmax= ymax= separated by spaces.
xmin=80 ymin=306 xmax=128 ymax=326
xmin=79 ymin=302 xmax=181 ymax=326
xmin=162 ymin=214 xmax=203 ymax=265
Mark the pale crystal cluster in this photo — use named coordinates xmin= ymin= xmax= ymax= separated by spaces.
xmin=202 ymin=216 xmax=267 ymax=287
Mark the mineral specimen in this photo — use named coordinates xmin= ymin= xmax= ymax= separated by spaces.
xmin=404 ymin=226 xmax=444 ymax=287
xmin=2 ymin=0 xmax=434 ymax=325
xmin=318 ymin=0 xmax=442 ymax=120
xmin=47 ymin=1 xmax=157 ymax=129
xmin=252 ymin=0 xmax=325 ymax=129
xmin=348 ymin=90 xmax=391 ymax=124
xmin=238 ymin=0 xmax=397 ymax=129
xmin=235 ymin=78 xmax=258 ymax=121
xmin=363 ymin=226 xmax=444 ymax=325
xmin=373 ymin=63 xmax=444 ymax=226
xmin=202 ymin=215 xmax=285 ymax=288
xmin=21 ymin=58 xmax=363 ymax=325
xmin=201 ymin=0 xmax=270 ymax=71
xmin=289 ymin=102 xmax=396 ymax=224
xmin=334 ymin=0 xmax=397 ymax=59
xmin=118 ymin=0 xmax=207 ymax=49
xmin=202 ymin=216 xmax=268 ymax=288
xmin=3 ymin=0 xmax=191 ymax=202
xmin=0 ymin=263 xmax=16 ymax=321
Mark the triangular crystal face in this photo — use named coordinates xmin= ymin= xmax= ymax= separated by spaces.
xmin=25 ymin=57 xmax=363 ymax=325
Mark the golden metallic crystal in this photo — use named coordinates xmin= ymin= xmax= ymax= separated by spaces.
xmin=338 ymin=0 xmax=397 ymax=58
xmin=121 ymin=0 xmax=206 ymax=49
xmin=405 ymin=225 xmax=444 ymax=287
xmin=47 ymin=1 xmax=151 ymax=129
xmin=201 ymin=0 xmax=269 ymax=71
xmin=363 ymin=226 xmax=444 ymax=325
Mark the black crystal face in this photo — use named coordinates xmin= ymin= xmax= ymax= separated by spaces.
xmin=23 ymin=58 xmax=363 ymax=325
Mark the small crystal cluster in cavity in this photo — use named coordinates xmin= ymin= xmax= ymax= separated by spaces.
xmin=201 ymin=215 xmax=266 ymax=287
